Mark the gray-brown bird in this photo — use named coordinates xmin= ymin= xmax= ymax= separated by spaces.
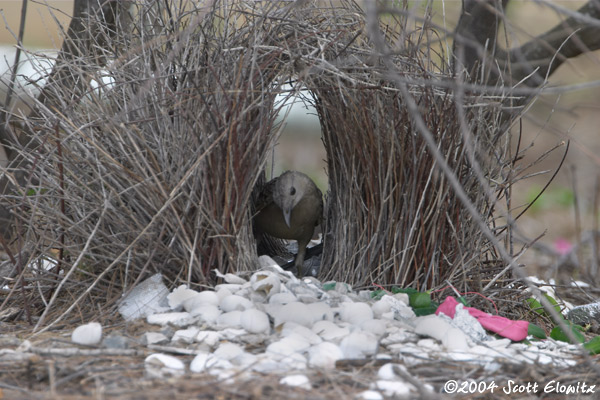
xmin=254 ymin=171 xmax=323 ymax=274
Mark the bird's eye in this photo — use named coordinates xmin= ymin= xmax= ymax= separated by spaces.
xmin=290 ymin=187 xmax=296 ymax=196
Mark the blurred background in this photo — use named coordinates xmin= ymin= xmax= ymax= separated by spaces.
xmin=1 ymin=0 xmax=599 ymax=277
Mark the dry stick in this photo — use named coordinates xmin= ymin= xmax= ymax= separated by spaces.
xmin=32 ymin=122 xmax=229 ymax=333
xmin=364 ymin=2 xmax=597 ymax=365
xmin=2 ymin=0 xmax=27 ymax=112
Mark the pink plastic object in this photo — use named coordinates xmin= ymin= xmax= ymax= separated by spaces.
xmin=436 ymin=296 xmax=529 ymax=341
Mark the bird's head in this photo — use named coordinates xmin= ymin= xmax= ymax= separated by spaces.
xmin=273 ymin=171 xmax=307 ymax=228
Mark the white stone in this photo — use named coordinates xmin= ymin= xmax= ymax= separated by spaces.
xmin=217 ymin=310 xmax=243 ymax=328
xmin=71 ymin=322 xmax=102 ymax=345
xmin=279 ymin=374 xmax=311 ymax=390
xmin=340 ymin=331 xmax=378 ymax=359
xmin=146 ymin=312 xmax=191 ymax=327
xmin=145 ymin=353 xmax=185 ymax=378
xmin=308 ymin=342 xmax=344 ymax=369
xmin=189 ymin=304 xmax=221 ymax=324
xmin=167 ymin=285 xmax=199 ymax=311
xmin=172 ymin=327 xmax=200 ymax=344
xmin=219 ymin=294 xmax=254 ymax=312
xmin=340 ymin=302 xmax=373 ymax=325
xmin=182 ymin=291 xmax=220 ymax=311
xmin=250 ymin=271 xmax=281 ymax=298
xmin=414 ymin=314 xmax=453 ymax=341
xmin=240 ymin=308 xmax=270 ymax=334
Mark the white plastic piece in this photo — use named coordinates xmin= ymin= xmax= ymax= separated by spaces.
xmin=118 ymin=273 xmax=170 ymax=320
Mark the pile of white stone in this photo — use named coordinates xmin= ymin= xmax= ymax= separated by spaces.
xmin=70 ymin=256 xmax=582 ymax=398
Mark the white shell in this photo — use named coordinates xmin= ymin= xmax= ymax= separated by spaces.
xmin=145 ymin=353 xmax=185 ymax=378
xmin=339 ymin=302 xmax=373 ymax=325
xmin=189 ymin=304 xmax=221 ymax=324
xmin=414 ymin=315 xmax=453 ymax=341
xmin=250 ymin=271 xmax=281 ymax=297
xmin=312 ymin=320 xmax=350 ymax=342
xmin=306 ymin=302 xmax=334 ymax=322
xmin=360 ymin=319 xmax=388 ymax=337
xmin=172 ymin=327 xmax=200 ymax=344
xmin=71 ymin=322 xmax=102 ymax=345
xmin=189 ymin=352 xmax=233 ymax=373
xmin=195 ymin=330 xmax=221 ymax=347
xmin=340 ymin=331 xmax=378 ymax=359
xmin=182 ymin=291 xmax=220 ymax=311
xmin=142 ymin=332 xmax=169 ymax=346
xmin=240 ymin=308 xmax=270 ymax=334
xmin=167 ymin=285 xmax=199 ymax=310
xmin=268 ymin=292 xmax=297 ymax=305
xmin=308 ymin=342 xmax=344 ymax=369
xmin=217 ymin=310 xmax=243 ymax=328
xmin=267 ymin=335 xmax=311 ymax=358
xmin=272 ymin=302 xmax=313 ymax=327
xmin=219 ymin=294 xmax=254 ymax=312
xmin=146 ymin=312 xmax=191 ymax=326
xmin=356 ymin=390 xmax=384 ymax=400
xmin=281 ymin=322 xmax=322 ymax=345
xmin=442 ymin=327 xmax=469 ymax=351
xmin=279 ymin=374 xmax=311 ymax=390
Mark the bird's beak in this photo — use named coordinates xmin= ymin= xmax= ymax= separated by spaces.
xmin=283 ymin=209 xmax=291 ymax=228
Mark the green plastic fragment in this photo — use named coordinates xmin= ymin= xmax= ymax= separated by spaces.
xmin=527 ymin=323 xmax=547 ymax=339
